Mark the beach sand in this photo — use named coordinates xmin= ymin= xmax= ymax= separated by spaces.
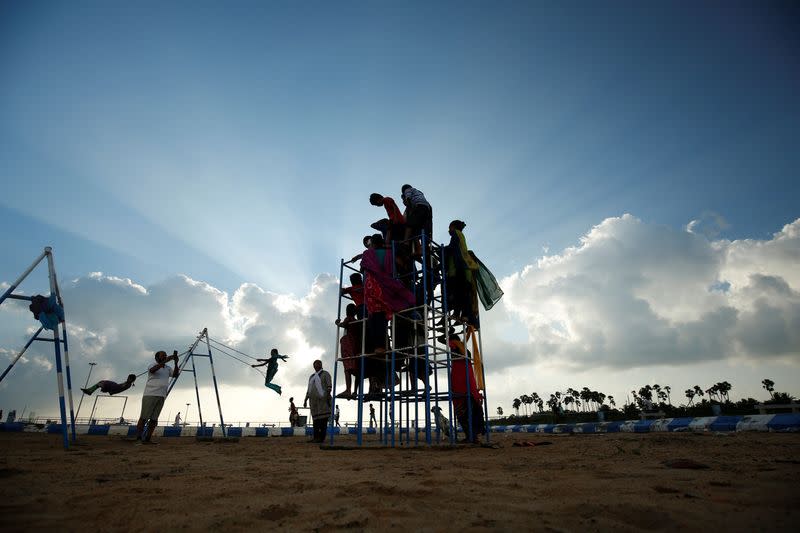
xmin=0 ymin=431 xmax=798 ymax=532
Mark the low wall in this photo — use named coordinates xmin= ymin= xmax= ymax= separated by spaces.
xmin=1 ymin=414 xmax=798 ymax=437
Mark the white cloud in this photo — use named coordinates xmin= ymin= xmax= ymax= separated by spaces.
xmin=2 ymin=215 xmax=798 ymax=420
xmin=499 ymin=215 xmax=800 ymax=370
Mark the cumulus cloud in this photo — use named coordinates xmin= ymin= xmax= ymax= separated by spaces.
xmin=2 ymin=215 xmax=798 ymax=420
xmin=499 ymin=215 xmax=800 ymax=370
xmin=0 ymin=272 xmax=340 ymax=421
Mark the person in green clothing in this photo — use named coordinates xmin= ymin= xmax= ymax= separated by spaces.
xmin=252 ymin=348 xmax=289 ymax=395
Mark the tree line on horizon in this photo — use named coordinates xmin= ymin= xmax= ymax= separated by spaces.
xmin=498 ymin=378 xmax=796 ymax=419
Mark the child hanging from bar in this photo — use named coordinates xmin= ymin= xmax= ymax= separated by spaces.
xmin=252 ymin=348 xmax=289 ymax=395
xmin=81 ymin=374 xmax=137 ymax=396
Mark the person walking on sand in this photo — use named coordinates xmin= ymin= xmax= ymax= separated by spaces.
xmin=304 ymin=360 xmax=332 ymax=443
xmin=289 ymin=397 xmax=299 ymax=427
xmin=134 ymin=350 xmax=180 ymax=444
xmin=369 ymin=403 xmax=377 ymax=428
xmin=335 ymin=405 xmax=341 ymax=427
xmin=174 ymin=412 xmax=181 ymax=427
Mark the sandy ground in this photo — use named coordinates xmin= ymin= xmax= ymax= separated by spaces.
xmin=0 ymin=431 xmax=798 ymax=532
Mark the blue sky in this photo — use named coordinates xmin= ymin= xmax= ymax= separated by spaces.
xmin=1 ymin=1 xmax=798 ymax=423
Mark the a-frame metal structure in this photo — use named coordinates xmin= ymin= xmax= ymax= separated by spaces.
xmin=0 ymin=247 xmax=77 ymax=449
xmin=167 ymin=328 xmax=227 ymax=437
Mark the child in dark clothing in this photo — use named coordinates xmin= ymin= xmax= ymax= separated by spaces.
xmin=341 ymin=273 xmax=366 ymax=319
xmin=81 ymin=374 xmax=137 ymax=396
xmin=335 ymin=303 xmax=363 ymax=399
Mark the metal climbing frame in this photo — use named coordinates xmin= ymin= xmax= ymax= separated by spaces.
xmin=328 ymin=232 xmax=491 ymax=446
xmin=0 ymin=247 xmax=77 ymax=449
xmin=167 ymin=328 xmax=227 ymax=437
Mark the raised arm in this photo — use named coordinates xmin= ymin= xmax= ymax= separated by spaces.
xmin=171 ymin=351 xmax=180 ymax=378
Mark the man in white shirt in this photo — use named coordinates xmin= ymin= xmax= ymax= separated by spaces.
xmin=135 ymin=350 xmax=180 ymax=443
xmin=304 ymin=360 xmax=332 ymax=443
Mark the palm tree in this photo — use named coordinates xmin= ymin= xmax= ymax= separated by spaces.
xmin=608 ymin=395 xmax=616 ymax=408
xmin=567 ymin=388 xmax=581 ymax=411
xmin=496 ymin=406 xmax=504 ymax=416
xmin=653 ymin=384 xmax=662 ymax=405
xmin=563 ymin=394 xmax=574 ymax=412
xmin=512 ymin=397 xmax=521 ymax=416
xmin=519 ymin=394 xmax=530 ymax=416
xmin=594 ymin=391 xmax=606 ymax=409
xmin=705 ymin=384 xmax=719 ymax=403
xmin=693 ymin=385 xmax=704 ymax=401
xmin=531 ymin=393 xmax=542 ymax=413
xmin=580 ymin=387 xmax=592 ymax=411
xmin=717 ymin=381 xmax=732 ymax=403
xmin=663 ymin=386 xmax=672 ymax=406
xmin=536 ymin=397 xmax=544 ymax=413
xmin=762 ymin=378 xmax=775 ymax=399
xmin=685 ymin=388 xmax=696 ymax=406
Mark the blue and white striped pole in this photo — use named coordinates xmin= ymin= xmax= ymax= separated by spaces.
xmin=48 ymin=250 xmax=77 ymax=443
xmin=45 ymin=248 xmax=70 ymax=449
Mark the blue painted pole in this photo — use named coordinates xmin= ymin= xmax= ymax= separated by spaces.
xmin=329 ymin=258 xmax=345 ymax=446
xmin=48 ymin=250 xmax=77 ymax=442
xmin=44 ymin=249 xmax=70 ymax=449
xmin=61 ymin=323 xmax=77 ymax=442
xmin=421 ymin=230 xmax=432 ymax=445
xmin=440 ymin=243 xmax=456 ymax=444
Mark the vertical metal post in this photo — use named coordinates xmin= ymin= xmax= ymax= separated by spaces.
xmin=421 ymin=230 xmax=432 ymax=445
xmin=75 ymin=361 xmax=97 ymax=421
xmin=89 ymin=396 xmax=99 ymax=426
xmin=60 ymin=323 xmax=77 ymax=442
xmin=121 ymin=396 xmax=128 ymax=422
xmin=192 ymin=348 xmax=204 ymax=432
xmin=205 ymin=333 xmax=226 ymax=437
xmin=44 ymin=250 xmax=69 ymax=449
xmin=390 ymin=316 xmax=396 ymax=448
xmin=476 ymin=328 xmax=491 ymax=443
xmin=464 ymin=323 xmax=474 ymax=443
xmin=329 ymin=259 xmax=345 ymax=446
xmin=47 ymin=249 xmax=76 ymax=442
xmin=440 ymin=243 xmax=456 ymax=444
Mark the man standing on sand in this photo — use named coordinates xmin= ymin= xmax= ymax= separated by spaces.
xmin=304 ymin=360 xmax=332 ymax=443
xmin=369 ymin=403 xmax=377 ymax=428
xmin=135 ymin=350 xmax=180 ymax=444
xmin=289 ymin=397 xmax=299 ymax=427
xmin=335 ymin=405 xmax=341 ymax=427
